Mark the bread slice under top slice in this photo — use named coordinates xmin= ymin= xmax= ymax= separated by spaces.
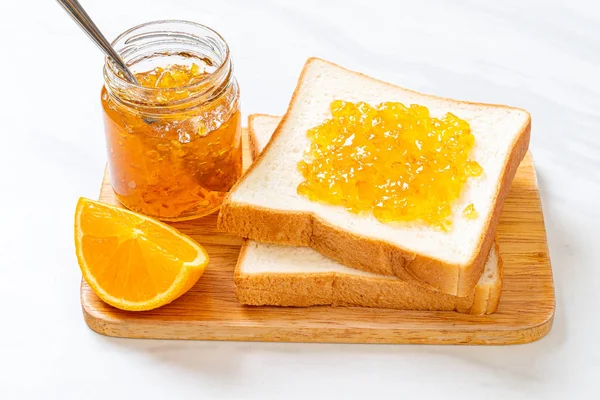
xmin=218 ymin=58 xmax=530 ymax=297
xmin=235 ymin=114 xmax=503 ymax=314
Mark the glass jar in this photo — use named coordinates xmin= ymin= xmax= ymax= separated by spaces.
xmin=101 ymin=20 xmax=242 ymax=221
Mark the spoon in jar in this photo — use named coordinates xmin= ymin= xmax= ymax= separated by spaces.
xmin=56 ymin=0 xmax=140 ymax=85
xmin=56 ymin=0 xmax=160 ymax=123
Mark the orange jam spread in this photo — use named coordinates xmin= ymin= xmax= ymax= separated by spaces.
xmin=101 ymin=62 xmax=242 ymax=221
xmin=297 ymin=100 xmax=483 ymax=231
xmin=462 ymin=203 xmax=479 ymax=219
xmin=135 ymin=63 xmax=208 ymax=89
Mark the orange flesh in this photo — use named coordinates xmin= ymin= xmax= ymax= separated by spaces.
xmin=297 ymin=100 xmax=483 ymax=231
xmin=77 ymin=199 xmax=206 ymax=306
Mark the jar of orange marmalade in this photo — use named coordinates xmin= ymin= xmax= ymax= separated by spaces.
xmin=101 ymin=21 xmax=242 ymax=221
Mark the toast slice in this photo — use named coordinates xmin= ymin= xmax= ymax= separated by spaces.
xmin=219 ymin=58 xmax=530 ymax=296
xmin=235 ymin=114 xmax=502 ymax=314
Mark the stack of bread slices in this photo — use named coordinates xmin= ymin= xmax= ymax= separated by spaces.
xmin=217 ymin=58 xmax=531 ymax=314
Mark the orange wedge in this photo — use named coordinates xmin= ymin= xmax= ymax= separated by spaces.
xmin=74 ymin=197 xmax=208 ymax=311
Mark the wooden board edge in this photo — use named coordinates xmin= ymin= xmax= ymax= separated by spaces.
xmin=81 ymin=281 xmax=555 ymax=345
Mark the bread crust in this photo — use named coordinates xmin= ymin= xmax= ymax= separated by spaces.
xmin=468 ymin=242 xmax=503 ymax=315
xmin=218 ymin=58 xmax=530 ymax=296
xmin=485 ymin=242 xmax=504 ymax=314
xmin=234 ymin=240 xmax=502 ymax=314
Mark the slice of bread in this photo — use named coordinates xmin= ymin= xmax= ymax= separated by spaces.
xmin=219 ymin=58 xmax=530 ymax=296
xmin=247 ymin=114 xmax=280 ymax=160
xmin=234 ymin=114 xmax=503 ymax=314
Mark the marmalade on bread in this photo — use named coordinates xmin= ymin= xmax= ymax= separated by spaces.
xmin=102 ymin=62 xmax=242 ymax=221
xmin=297 ymin=100 xmax=483 ymax=231
xmin=462 ymin=203 xmax=479 ymax=219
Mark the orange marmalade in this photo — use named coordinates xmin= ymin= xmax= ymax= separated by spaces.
xmin=101 ymin=21 xmax=241 ymax=221
xmin=297 ymin=100 xmax=483 ymax=231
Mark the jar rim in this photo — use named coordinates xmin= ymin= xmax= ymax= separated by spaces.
xmin=103 ymin=20 xmax=231 ymax=94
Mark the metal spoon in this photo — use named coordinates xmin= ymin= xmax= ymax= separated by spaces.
xmin=56 ymin=0 xmax=139 ymax=85
xmin=56 ymin=0 xmax=160 ymax=124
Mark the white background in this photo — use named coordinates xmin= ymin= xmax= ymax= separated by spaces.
xmin=1 ymin=0 xmax=599 ymax=398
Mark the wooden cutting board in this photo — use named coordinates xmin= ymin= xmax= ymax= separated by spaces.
xmin=81 ymin=129 xmax=555 ymax=345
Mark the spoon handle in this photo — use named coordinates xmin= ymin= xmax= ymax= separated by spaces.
xmin=56 ymin=0 xmax=139 ymax=84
